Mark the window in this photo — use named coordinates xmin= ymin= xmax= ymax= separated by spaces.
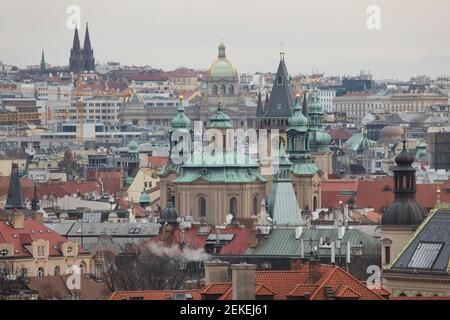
xmin=37 ymin=267 xmax=44 ymax=277
xmin=252 ymin=196 xmax=258 ymax=215
xmin=385 ymin=246 xmax=391 ymax=264
xmin=0 ymin=249 xmax=8 ymax=257
xmin=67 ymin=246 xmax=73 ymax=253
xmin=212 ymin=85 xmax=218 ymax=95
xmin=277 ymin=76 xmax=283 ymax=85
xmin=229 ymin=85 xmax=234 ymax=95
xmin=220 ymin=85 xmax=226 ymax=94
xmin=229 ymin=197 xmax=238 ymax=216
xmin=199 ymin=197 xmax=206 ymax=218
xmin=54 ymin=266 xmax=60 ymax=276
xmin=38 ymin=245 xmax=44 ymax=256
xmin=79 ymin=262 xmax=86 ymax=274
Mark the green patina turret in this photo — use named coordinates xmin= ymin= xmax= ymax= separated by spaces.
xmin=207 ymin=102 xmax=233 ymax=129
xmin=171 ymin=95 xmax=191 ymax=130
xmin=127 ymin=138 xmax=139 ymax=154
xmin=267 ymin=152 xmax=304 ymax=226
xmin=345 ymin=129 xmax=377 ymax=154
xmin=415 ymin=142 xmax=427 ymax=161
xmin=307 ymin=89 xmax=331 ymax=152
xmin=159 ymin=95 xmax=193 ymax=177
xmin=286 ymin=94 xmax=319 ymax=176
xmin=175 ymin=105 xmax=265 ymax=184
xmin=139 ymin=190 xmax=150 ymax=208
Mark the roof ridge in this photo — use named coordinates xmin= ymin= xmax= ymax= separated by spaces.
xmin=309 ymin=267 xmax=338 ymax=299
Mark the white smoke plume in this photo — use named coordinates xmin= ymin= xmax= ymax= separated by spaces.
xmin=147 ymin=241 xmax=210 ymax=262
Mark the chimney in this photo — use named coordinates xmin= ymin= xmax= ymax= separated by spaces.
xmin=231 ymin=263 xmax=256 ymax=300
xmin=308 ymin=259 xmax=322 ymax=284
xmin=338 ymin=226 xmax=346 ymax=240
xmin=11 ymin=212 xmax=25 ymax=229
xmin=204 ymin=260 xmax=230 ymax=285
xmin=295 ymin=226 xmax=303 ymax=240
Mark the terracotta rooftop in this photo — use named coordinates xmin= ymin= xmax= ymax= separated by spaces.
xmin=0 ymin=219 xmax=89 ymax=258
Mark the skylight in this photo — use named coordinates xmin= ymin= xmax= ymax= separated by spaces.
xmin=408 ymin=242 xmax=443 ymax=269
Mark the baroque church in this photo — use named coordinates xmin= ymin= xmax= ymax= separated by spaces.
xmin=69 ymin=23 xmax=96 ymax=73
xmin=158 ymin=51 xmax=332 ymax=224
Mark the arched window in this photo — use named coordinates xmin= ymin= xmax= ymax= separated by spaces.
xmin=54 ymin=266 xmax=60 ymax=276
xmin=228 ymin=85 xmax=234 ymax=95
xmin=212 ymin=85 xmax=218 ymax=95
xmin=37 ymin=267 xmax=45 ymax=277
xmin=313 ymin=196 xmax=318 ymax=211
xmin=79 ymin=262 xmax=86 ymax=275
xmin=399 ymin=292 xmax=407 ymax=297
xmin=220 ymin=85 xmax=226 ymax=94
xmin=277 ymin=76 xmax=283 ymax=85
xmin=252 ymin=196 xmax=258 ymax=215
xmin=229 ymin=197 xmax=238 ymax=216
xmin=198 ymin=197 xmax=206 ymax=218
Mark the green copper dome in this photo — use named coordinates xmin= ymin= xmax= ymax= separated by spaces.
xmin=171 ymin=97 xmax=191 ymax=129
xmin=315 ymin=131 xmax=331 ymax=146
xmin=209 ymin=42 xmax=237 ymax=79
xmin=287 ymin=98 xmax=308 ymax=132
xmin=207 ymin=103 xmax=233 ymax=129
xmin=139 ymin=191 xmax=150 ymax=204
xmin=128 ymin=139 xmax=139 ymax=153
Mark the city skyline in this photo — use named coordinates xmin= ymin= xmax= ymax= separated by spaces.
xmin=1 ymin=0 xmax=450 ymax=80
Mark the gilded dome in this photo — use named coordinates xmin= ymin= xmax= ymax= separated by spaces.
xmin=208 ymin=42 xmax=237 ymax=79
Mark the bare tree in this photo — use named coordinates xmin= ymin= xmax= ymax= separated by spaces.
xmin=102 ymin=242 xmax=203 ymax=292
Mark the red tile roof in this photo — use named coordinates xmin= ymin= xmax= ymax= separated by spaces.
xmin=322 ymin=177 xmax=448 ymax=212
xmin=328 ymin=129 xmax=353 ymax=140
xmin=107 ymin=290 xmax=202 ymax=300
xmin=0 ymin=219 xmax=89 ymax=257
xmin=127 ymin=73 xmax=169 ymax=82
xmin=148 ymin=156 xmax=168 ymax=168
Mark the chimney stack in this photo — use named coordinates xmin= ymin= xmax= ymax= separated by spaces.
xmin=204 ymin=260 xmax=230 ymax=285
xmin=11 ymin=212 xmax=25 ymax=229
xmin=33 ymin=211 xmax=44 ymax=224
xmin=231 ymin=263 xmax=256 ymax=300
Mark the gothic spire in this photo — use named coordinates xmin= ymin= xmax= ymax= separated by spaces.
xmin=302 ymin=91 xmax=309 ymax=117
xmin=256 ymin=91 xmax=264 ymax=117
xmin=31 ymin=182 xmax=39 ymax=211
xmin=83 ymin=22 xmax=92 ymax=50
xmin=40 ymin=49 xmax=46 ymax=70
xmin=72 ymin=27 xmax=81 ymax=52
xmin=263 ymin=53 xmax=295 ymax=118
xmin=5 ymin=163 xmax=25 ymax=210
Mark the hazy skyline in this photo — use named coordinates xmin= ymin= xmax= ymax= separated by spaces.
xmin=1 ymin=0 xmax=450 ymax=80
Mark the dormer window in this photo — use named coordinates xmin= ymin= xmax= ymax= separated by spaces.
xmin=277 ymin=76 xmax=283 ymax=85
xmin=67 ymin=246 xmax=73 ymax=253
xmin=38 ymin=245 xmax=44 ymax=256
xmin=0 ymin=249 xmax=9 ymax=257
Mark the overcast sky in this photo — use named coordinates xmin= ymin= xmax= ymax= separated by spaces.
xmin=1 ymin=0 xmax=450 ymax=80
